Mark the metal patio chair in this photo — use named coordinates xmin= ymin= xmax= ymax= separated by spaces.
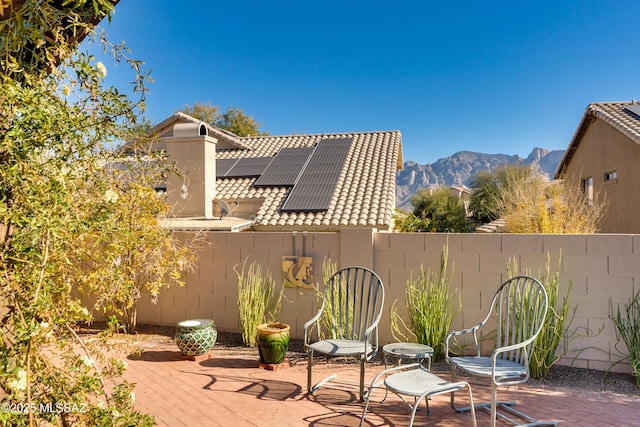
xmin=445 ymin=275 xmax=558 ymax=427
xmin=304 ymin=266 xmax=385 ymax=401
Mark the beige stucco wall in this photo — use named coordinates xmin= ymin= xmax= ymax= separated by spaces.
xmin=165 ymin=135 xmax=217 ymax=218
xmin=563 ymin=119 xmax=640 ymax=233
xmin=134 ymin=230 xmax=639 ymax=374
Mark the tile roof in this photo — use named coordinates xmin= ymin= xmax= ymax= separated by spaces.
xmin=556 ymin=101 xmax=640 ymax=178
xmin=152 ymin=113 xmax=403 ymax=231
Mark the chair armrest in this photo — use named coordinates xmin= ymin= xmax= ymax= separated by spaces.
xmin=490 ymin=345 xmax=532 ymax=385
xmin=446 ymin=326 xmax=478 ymax=339
xmin=445 ymin=324 xmax=482 ymax=360
xmin=303 ymin=309 xmax=323 ymax=346
xmin=491 ymin=334 xmax=536 ymax=365
xmin=492 ymin=338 xmax=534 ymax=356
xmin=362 ymin=323 xmax=380 ymax=359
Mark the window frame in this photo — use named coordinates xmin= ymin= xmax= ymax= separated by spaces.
xmin=604 ymin=170 xmax=618 ymax=184
xmin=581 ymin=176 xmax=594 ymax=206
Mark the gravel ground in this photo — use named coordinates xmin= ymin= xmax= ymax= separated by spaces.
xmin=126 ymin=324 xmax=639 ymax=397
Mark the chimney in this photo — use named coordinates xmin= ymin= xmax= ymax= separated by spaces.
xmin=164 ymin=122 xmax=217 ymax=218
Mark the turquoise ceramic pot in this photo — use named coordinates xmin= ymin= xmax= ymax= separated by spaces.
xmin=175 ymin=319 xmax=217 ymax=356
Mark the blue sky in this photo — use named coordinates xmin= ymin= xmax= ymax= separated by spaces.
xmin=85 ymin=0 xmax=640 ymax=164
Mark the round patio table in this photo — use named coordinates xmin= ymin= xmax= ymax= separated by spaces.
xmin=383 ymin=342 xmax=434 ymax=370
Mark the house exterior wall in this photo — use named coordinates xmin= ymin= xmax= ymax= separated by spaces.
xmin=133 ymin=231 xmax=639 ymax=374
xmin=562 ymin=119 xmax=640 ymax=233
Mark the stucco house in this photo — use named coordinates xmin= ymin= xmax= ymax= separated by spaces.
xmin=149 ymin=112 xmax=403 ymax=232
xmin=555 ymin=101 xmax=640 ymax=233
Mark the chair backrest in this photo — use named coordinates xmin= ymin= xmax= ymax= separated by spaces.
xmin=489 ymin=276 xmax=548 ymax=365
xmin=322 ymin=266 xmax=385 ymax=342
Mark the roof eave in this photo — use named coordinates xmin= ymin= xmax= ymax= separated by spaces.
xmin=252 ymin=224 xmax=389 ymax=232
xmin=554 ymin=108 xmax=594 ymax=179
xmin=556 ymin=102 xmax=640 ymax=179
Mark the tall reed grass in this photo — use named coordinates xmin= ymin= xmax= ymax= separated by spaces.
xmin=391 ymin=244 xmax=459 ymax=360
xmin=509 ymin=254 xmax=574 ymax=379
xmin=235 ymin=259 xmax=283 ymax=347
xmin=610 ymin=289 xmax=640 ymax=386
xmin=315 ymin=258 xmax=361 ymax=339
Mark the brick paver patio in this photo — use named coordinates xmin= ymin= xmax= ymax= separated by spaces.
xmin=125 ymin=340 xmax=640 ymax=426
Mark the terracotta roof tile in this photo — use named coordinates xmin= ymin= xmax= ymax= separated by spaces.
xmin=155 ymin=113 xmax=402 ymax=230
xmin=556 ymin=101 xmax=640 ymax=178
xmin=587 ymin=102 xmax=640 ymax=143
xmin=238 ymin=130 xmax=401 ymax=230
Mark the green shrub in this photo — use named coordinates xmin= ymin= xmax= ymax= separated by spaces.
xmin=235 ymin=259 xmax=284 ymax=347
xmin=391 ymin=244 xmax=459 ymax=360
xmin=0 ymin=3 xmax=156 ymax=424
xmin=315 ymin=258 xmax=341 ymax=337
xmin=509 ymin=255 xmax=575 ymax=379
xmin=610 ymin=289 xmax=640 ymax=386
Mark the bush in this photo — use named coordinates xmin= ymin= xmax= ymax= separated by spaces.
xmin=392 ymin=210 xmax=433 ymax=232
xmin=409 ymin=187 xmax=468 ymax=232
xmin=610 ymin=289 xmax=640 ymax=386
xmin=498 ymin=178 xmax=605 ymax=233
xmin=1 ymin=3 xmax=156 ymax=424
xmin=72 ymin=151 xmax=201 ymax=333
xmin=235 ymin=259 xmax=284 ymax=347
xmin=509 ymin=255 xmax=575 ymax=379
xmin=391 ymin=244 xmax=459 ymax=360
xmin=314 ymin=257 xmax=343 ymax=339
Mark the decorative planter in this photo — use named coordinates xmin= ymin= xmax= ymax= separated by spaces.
xmin=174 ymin=319 xmax=217 ymax=356
xmin=256 ymin=322 xmax=290 ymax=364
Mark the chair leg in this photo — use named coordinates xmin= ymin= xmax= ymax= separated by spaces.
xmin=491 ymin=383 xmax=497 ymax=427
xmin=359 ymin=381 xmax=375 ymax=427
xmin=450 ymin=367 xmax=556 ymax=426
xmin=359 ymin=358 xmax=366 ymax=402
xmin=466 ymin=382 xmax=478 ymax=427
xmin=307 ymin=349 xmax=314 ymax=393
xmin=449 ymin=365 xmax=465 ymax=412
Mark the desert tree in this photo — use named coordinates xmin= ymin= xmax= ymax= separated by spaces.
xmin=397 ymin=186 xmax=468 ymax=232
xmin=468 ymin=164 xmax=532 ymax=224
xmin=181 ymin=101 xmax=268 ymax=136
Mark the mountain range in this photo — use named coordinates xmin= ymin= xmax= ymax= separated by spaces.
xmin=396 ymin=148 xmax=566 ymax=210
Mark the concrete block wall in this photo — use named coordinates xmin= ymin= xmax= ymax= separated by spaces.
xmin=138 ymin=230 xmax=639 ymax=374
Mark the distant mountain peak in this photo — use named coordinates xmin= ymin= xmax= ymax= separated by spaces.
xmin=396 ymin=148 xmax=565 ymax=210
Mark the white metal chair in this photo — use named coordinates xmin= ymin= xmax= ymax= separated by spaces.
xmin=304 ymin=266 xmax=385 ymax=401
xmin=359 ymin=363 xmax=477 ymax=427
xmin=445 ymin=275 xmax=558 ymax=427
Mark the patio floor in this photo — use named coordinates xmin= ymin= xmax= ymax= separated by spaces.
xmin=125 ymin=340 xmax=640 ymax=426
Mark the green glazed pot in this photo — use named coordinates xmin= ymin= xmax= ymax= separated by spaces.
xmin=256 ymin=322 xmax=290 ymax=364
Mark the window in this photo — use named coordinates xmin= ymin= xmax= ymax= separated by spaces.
xmin=604 ymin=170 xmax=617 ymax=183
xmin=581 ymin=177 xmax=593 ymax=206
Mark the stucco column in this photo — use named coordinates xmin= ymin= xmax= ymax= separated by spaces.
xmin=164 ymin=123 xmax=218 ymax=218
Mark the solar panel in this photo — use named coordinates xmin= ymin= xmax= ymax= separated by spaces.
xmin=253 ymin=147 xmax=313 ymax=187
xmin=216 ymin=158 xmax=239 ymax=177
xmin=281 ymin=138 xmax=352 ymax=212
xmin=225 ymin=157 xmax=272 ymax=178
xmin=624 ymin=104 xmax=640 ymax=119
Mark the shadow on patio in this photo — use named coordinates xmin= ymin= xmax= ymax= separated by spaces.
xmin=125 ymin=341 xmax=639 ymax=426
